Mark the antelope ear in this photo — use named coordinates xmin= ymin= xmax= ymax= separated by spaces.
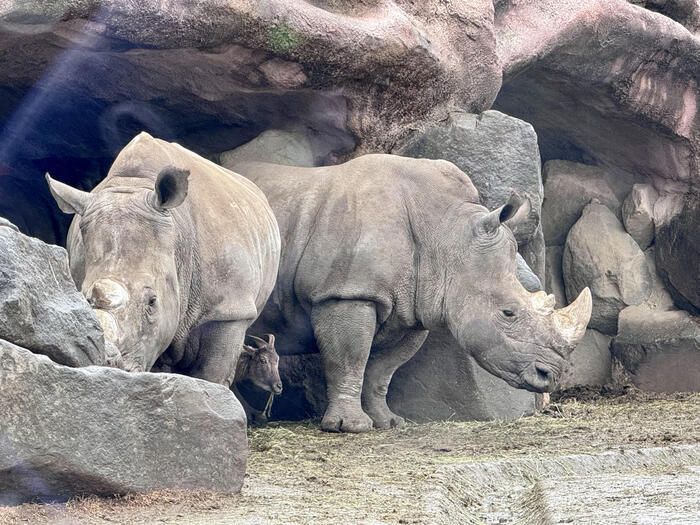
xmin=477 ymin=192 xmax=523 ymax=235
xmin=247 ymin=334 xmax=267 ymax=348
xmin=45 ymin=173 xmax=93 ymax=215
xmin=241 ymin=344 xmax=257 ymax=357
xmin=151 ymin=166 xmax=189 ymax=211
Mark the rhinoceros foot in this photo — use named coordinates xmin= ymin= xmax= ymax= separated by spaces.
xmin=363 ymin=399 xmax=406 ymax=429
xmin=369 ymin=410 xmax=405 ymax=430
xmin=321 ymin=404 xmax=373 ymax=433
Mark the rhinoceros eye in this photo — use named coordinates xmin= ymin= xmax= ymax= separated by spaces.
xmin=502 ymin=309 xmax=515 ymax=318
xmin=148 ymin=296 xmax=157 ymax=308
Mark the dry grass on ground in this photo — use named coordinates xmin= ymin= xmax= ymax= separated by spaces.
xmin=1 ymin=388 xmax=698 ymax=524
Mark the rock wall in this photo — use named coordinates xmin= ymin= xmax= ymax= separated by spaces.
xmin=542 ymin=162 xmax=699 ymax=392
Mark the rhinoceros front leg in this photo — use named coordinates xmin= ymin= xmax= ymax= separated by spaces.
xmin=190 ymin=320 xmax=249 ymax=387
xmin=362 ymin=329 xmax=428 ymax=429
xmin=311 ymin=299 xmax=375 ymax=433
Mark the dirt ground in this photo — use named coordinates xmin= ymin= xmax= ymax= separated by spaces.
xmin=1 ymin=388 xmax=698 ymax=524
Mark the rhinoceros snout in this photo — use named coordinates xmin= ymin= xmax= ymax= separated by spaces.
xmin=521 ymin=363 xmax=558 ymax=393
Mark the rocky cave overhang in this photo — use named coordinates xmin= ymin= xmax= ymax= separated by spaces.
xmin=0 ymin=0 xmax=697 ymax=308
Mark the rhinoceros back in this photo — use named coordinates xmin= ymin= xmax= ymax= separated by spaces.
xmin=70 ymin=132 xmax=280 ymax=320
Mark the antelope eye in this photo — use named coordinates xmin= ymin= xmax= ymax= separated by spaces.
xmin=502 ymin=309 xmax=515 ymax=317
xmin=260 ymin=357 xmax=268 ymax=365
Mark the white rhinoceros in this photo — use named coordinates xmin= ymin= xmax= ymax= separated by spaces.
xmin=232 ymin=154 xmax=592 ymax=432
xmin=46 ymin=132 xmax=280 ymax=387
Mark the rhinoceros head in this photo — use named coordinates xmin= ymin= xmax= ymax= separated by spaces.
xmin=441 ymin=193 xmax=592 ymax=393
xmin=46 ymin=166 xmax=189 ymax=373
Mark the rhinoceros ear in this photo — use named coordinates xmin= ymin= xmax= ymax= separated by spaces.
xmin=45 ymin=173 xmax=93 ymax=215
xmin=478 ymin=192 xmax=523 ymax=235
xmin=151 ymin=166 xmax=189 ymax=211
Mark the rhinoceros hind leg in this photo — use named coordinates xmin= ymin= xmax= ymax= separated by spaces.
xmin=362 ymin=329 xmax=428 ymax=429
xmin=190 ymin=320 xmax=249 ymax=387
xmin=311 ymin=299 xmax=375 ymax=433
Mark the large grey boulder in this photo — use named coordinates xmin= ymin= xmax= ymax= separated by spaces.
xmin=219 ymin=127 xmax=315 ymax=168
xmin=516 ymin=253 xmax=542 ymax=293
xmin=557 ymin=329 xmax=612 ymax=389
xmin=541 ymin=160 xmax=621 ymax=246
xmin=0 ymin=339 xmax=247 ymax=504
xmin=545 ymin=245 xmax=567 ymax=308
xmin=621 ymin=184 xmax=658 ymax=250
xmin=396 ymin=110 xmax=545 ymax=279
xmin=612 ymin=309 xmax=700 ymax=392
xmin=388 ymin=330 xmax=537 ymax=422
xmin=610 ymin=246 xmax=699 ymax=393
xmin=563 ymin=203 xmax=651 ymax=335
xmin=634 ymin=247 xmax=676 ymax=313
xmin=0 ymin=218 xmax=105 ymax=367
xmin=655 ymin=192 xmax=700 ymax=313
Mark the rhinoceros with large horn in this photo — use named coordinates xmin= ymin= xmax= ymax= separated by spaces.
xmin=232 ymin=154 xmax=592 ymax=433
xmin=46 ymin=132 xmax=280 ymax=386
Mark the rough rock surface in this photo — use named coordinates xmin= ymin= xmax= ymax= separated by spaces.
xmin=630 ymin=248 xmax=677 ymax=314
xmin=613 ymin=309 xmax=700 ymax=392
xmin=541 ymin=160 xmax=621 ymax=246
xmin=397 ymin=110 xmax=545 ymax=277
xmin=655 ymin=192 xmax=700 ymax=313
xmin=0 ymin=338 xmax=247 ymax=504
xmin=563 ymin=203 xmax=651 ymax=334
xmin=0 ymin=0 xmax=500 ymax=161
xmin=610 ymin=247 xmax=699 ymax=393
xmin=219 ymin=127 xmax=315 ymax=169
xmin=558 ymin=329 xmax=612 ymax=389
xmin=516 ymin=253 xmax=543 ymax=293
xmin=627 ymin=0 xmax=700 ymax=35
xmin=0 ymin=218 xmax=105 ymax=367
xmin=622 ymin=184 xmax=658 ymax=250
xmin=494 ymin=0 xmax=700 ymax=189
xmin=545 ymin=245 xmax=567 ymax=308
xmin=388 ymin=330 xmax=537 ymax=422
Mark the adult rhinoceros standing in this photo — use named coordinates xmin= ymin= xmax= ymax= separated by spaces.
xmin=232 ymin=154 xmax=592 ymax=433
xmin=46 ymin=132 xmax=280 ymax=387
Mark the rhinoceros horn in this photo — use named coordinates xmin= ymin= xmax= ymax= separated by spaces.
xmin=553 ymin=287 xmax=592 ymax=346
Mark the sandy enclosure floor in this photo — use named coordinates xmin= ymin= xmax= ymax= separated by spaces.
xmin=1 ymin=389 xmax=699 ymax=524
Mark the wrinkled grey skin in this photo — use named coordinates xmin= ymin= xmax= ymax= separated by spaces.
xmin=46 ymin=132 xmax=280 ymax=386
xmin=234 ymin=154 xmax=591 ymax=433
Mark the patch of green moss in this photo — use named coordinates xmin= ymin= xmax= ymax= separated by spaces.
xmin=268 ymin=23 xmax=304 ymax=53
